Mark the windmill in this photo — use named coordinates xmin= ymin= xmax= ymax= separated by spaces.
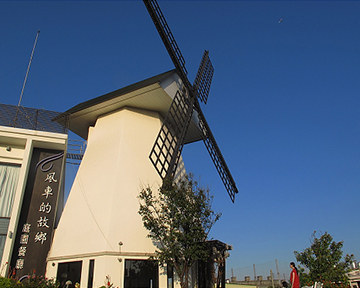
xmin=144 ymin=0 xmax=239 ymax=202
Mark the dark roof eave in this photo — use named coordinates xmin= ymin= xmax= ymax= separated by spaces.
xmin=52 ymin=69 xmax=176 ymax=124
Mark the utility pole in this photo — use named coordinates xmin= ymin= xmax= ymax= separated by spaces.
xmin=275 ymin=259 xmax=281 ymax=285
xmin=230 ymin=268 xmax=237 ymax=282
xmin=253 ymin=263 xmax=257 ymax=281
xmin=270 ymin=269 xmax=275 ymax=288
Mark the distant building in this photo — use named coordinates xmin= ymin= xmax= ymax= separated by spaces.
xmin=230 ymin=274 xmax=285 ymax=288
xmin=348 ymin=263 xmax=360 ymax=288
xmin=226 ymin=284 xmax=258 ymax=288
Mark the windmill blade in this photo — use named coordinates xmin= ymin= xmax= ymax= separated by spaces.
xmin=197 ymin=107 xmax=238 ymax=202
xmin=145 ymin=0 xmax=196 ymax=178
xmin=143 ymin=0 xmax=191 ymax=90
xmin=193 ymin=50 xmax=214 ymax=104
xmin=144 ymin=0 xmax=238 ymax=202
xmin=150 ymin=90 xmax=195 ymax=179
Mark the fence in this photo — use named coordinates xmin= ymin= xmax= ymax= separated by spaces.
xmin=0 ymin=103 xmax=66 ymax=134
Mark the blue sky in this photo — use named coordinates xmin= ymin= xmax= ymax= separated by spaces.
xmin=1 ymin=0 xmax=359 ymax=280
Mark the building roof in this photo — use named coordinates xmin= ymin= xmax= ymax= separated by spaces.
xmin=0 ymin=103 xmax=65 ymax=134
xmin=53 ymin=70 xmax=203 ymax=143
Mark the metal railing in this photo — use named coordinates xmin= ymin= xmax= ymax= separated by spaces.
xmin=0 ymin=103 xmax=66 ymax=134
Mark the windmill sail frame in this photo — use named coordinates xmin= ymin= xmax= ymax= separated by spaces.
xmin=144 ymin=0 xmax=238 ymax=202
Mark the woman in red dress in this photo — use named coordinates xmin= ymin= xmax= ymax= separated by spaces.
xmin=290 ymin=262 xmax=300 ymax=288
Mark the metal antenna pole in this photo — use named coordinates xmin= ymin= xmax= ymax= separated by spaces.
xmin=13 ymin=30 xmax=40 ymax=126
xmin=18 ymin=30 xmax=40 ymax=107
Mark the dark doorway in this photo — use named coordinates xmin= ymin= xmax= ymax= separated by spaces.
xmin=57 ymin=261 xmax=82 ymax=288
xmin=124 ymin=259 xmax=158 ymax=288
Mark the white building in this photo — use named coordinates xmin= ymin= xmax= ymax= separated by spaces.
xmin=348 ymin=263 xmax=360 ymax=288
xmin=0 ymin=104 xmax=67 ymax=277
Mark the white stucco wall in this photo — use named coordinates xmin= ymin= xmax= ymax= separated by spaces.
xmin=46 ymin=107 xmax=176 ymax=287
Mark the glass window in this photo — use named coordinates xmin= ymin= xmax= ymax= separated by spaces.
xmin=57 ymin=261 xmax=82 ymax=288
xmin=0 ymin=163 xmax=20 ymax=263
xmin=124 ymin=259 xmax=158 ymax=288
xmin=0 ymin=235 xmax=6 ymax=263
xmin=167 ymin=264 xmax=174 ymax=288
xmin=0 ymin=163 xmax=20 ymax=217
xmin=87 ymin=259 xmax=94 ymax=288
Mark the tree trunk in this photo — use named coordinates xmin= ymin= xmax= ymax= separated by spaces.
xmin=181 ymin=266 xmax=189 ymax=288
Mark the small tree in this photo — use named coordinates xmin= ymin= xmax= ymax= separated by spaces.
xmin=294 ymin=231 xmax=354 ymax=287
xmin=138 ymin=174 xmax=221 ymax=288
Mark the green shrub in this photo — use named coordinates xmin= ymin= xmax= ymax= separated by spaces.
xmin=0 ymin=276 xmax=17 ymax=288
xmin=20 ymin=275 xmax=59 ymax=288
xmin=0 ymin=275 xmax=59 ymax=288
